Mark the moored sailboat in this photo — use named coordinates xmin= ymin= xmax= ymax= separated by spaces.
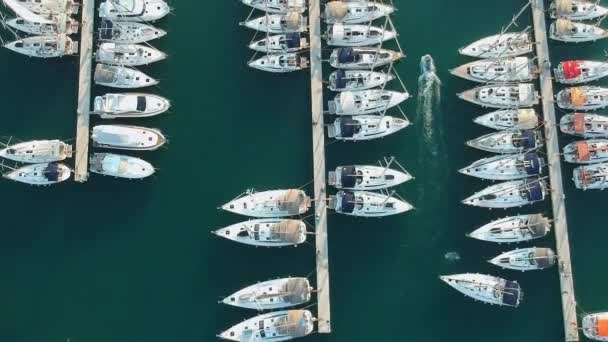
xmin=467 ymin=214 xmax=552 ymax=243
xmin=221 ymin=189 xmax=311 ymax=218
xmin=560 ymin=113 xmax=608 ymax=138
xmin=459 ymin=152 xmax=544 ymax=181
xmin=563 ymin=139 xmax=608 ymax=164
xmin=473 ymin=109 xmax=539 ymax=130
xmin=212 ymin=219 xmax=307 ymax=247
xmin=0 ymin=139 xmax=72 ymax=163
xmin=221 ymin=277 xmax=312 ymax=310
xmin=573 ymin=163 xmax=608 ymax=190
xmin=489 ymin=247 xmax=557 ymax=271
xmin=462 ymin=178 xmax=547 ymax=209
xmin=459 ymin=32 xmax=533 ymax=58
xmin=329 ymin=190 xmax=413 ymax=217
xmin=440 ymin=273 xmax=523 ymax=307
xmin=218 ymin=310 xmax=315 ymax=341
xmin=458 ymin=83 xmax=539 ymax=108
xmin=554 ymin=60 xmax=608 ymax=84
xmin=327 ymin=115 xmax=410 ymax=141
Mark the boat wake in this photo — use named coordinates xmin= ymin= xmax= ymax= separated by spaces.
xmin=417 ymin=54 xmax=442 ymax=148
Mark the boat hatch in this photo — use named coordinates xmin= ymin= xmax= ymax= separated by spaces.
xmin=136 ymin=96 xmax=146 ymax=111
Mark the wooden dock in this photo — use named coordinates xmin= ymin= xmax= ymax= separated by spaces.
xmin=308 ymin=0 xmax=331 ymax=334
xmin=74 ymin=0 xmax=94 ymax=182
xmin=531 ymin=1 xmax=579 ymax=340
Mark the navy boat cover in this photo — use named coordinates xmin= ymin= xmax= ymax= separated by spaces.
xmin=337 ymin=48 xmax=355 ymax=63
xmin=99 ymin=20 xmax=115 ymax=40
xmin=334 ymin=69 xmax=347 ymax=89
xmin=340 ymin=166 xmax=356 ymax=188
xmin=520 ymin=130 xmax=537 ymax=150
xmin=286 ymin=33 xmax=300 ymax=49
xmin=525 ymin=180 xmax=544 ymax=202
xmin=502 ymin=281 xmax=521 ymax=307
xmin=339 ymin=191 xmax=355 ymax=213
xmin=339 ymin=118 xmax=358 ymax=137
xmin=43 ymin=163 xmax=60 ymax=181
xmin=524 ymin=152 xmax=541 ymax=176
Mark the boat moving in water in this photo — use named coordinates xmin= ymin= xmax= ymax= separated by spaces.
xmin=6 ymin=14 xmax=79 ymax=35
xmin=218 ymin=310 xmax=315 ymax=341
xmin=221 ymin=189 xmax=311 ymax=218
xmin=4 ymin=162 xmax=71 ymax=185
xmin=94 ymin=64 xmax=158 ymax=88
xmin=573 ymin=163 xmax=608 ymax=190
xmin=459 ymin=32 xmax=533 ymax=58
xmin=451 ymin=57 xmax=537 ymax=83
xmin=328 ymin=90 xmax=409 ymax=115
xmin=248 ymin=53 xmax=309 ymax=73
xmin=99 ymin=20 xmax=167 ymax=44
xmin=489 ymin=247 xmax=557 ymax=271
xmin=248 ymin=33 xmax=309 ymax=53
xmin=327 ymin=115 xmax=410 ymax=141
xmin=459 ymin=152 xmax=544 ymax=181
xmin=560 ymin=113 xmax=608 ymax=138
xmin=221 ymin=277 xmax=312 ymax=310
xmin=462 ymin=178 xmax=547 ymax=209
xmin=554 ymin=60 xmax=608 ymax=84
xmin=212 ymin=219 xmax=307 ymax=247
xmin=466 ymin=130 xmax=543 ymax=154
xmin=89 ymin=153 xmax=155 ymax=179
xmin=242 ymin=12 xmax=307 ymax=33
xmin=324 ymin=0 xmax=394 ymax=24
xmin=328 ymin=70 xmax=393 ymax=92
xmin=329 ymin=190 xmax=413 ymax=217
xmin=583 ymin=312 xmax=608 ymax=341
xmin=324 ymin=23 xmax=396 ymax=47
xmin=468 ymin=214 xmax=551 ymax=243
xmin=0 ymin=139 xmax=72 ymax=163
xmin=96 ymin=43 xmax=166 ymax=66
xmin=5 ymin=34 xmax=78 ymax=58
xmin=91 ymin=125 xmax=166 ymax=151
xmin=550 ymin=0 xmax=608 ymax=21
xmin=473 ymin=109 xmax=539 ymax=130
xmin=563 ymin=139 xmax=608 ymax=164
xmin=93 ymin=93 xmax=170 ymax=119
xmin=99 ymin=0 xmax=170 ymax=22
xmin=458 ymin=83 xmax=539 ymax=108
xmin=440 ymin=273 xmax=523 ymax=307
xmin=329 ymin=47 xmax=403 ymax=69
xmin=328 ymin=161 xmax=413 ymax=190
xmin=550 ymin=19 xmax=608 ymax=43
xmin=557 ymin=86 xmax=608 ymax=111
xmin=240 ymin=0 xmax=305 ymax=14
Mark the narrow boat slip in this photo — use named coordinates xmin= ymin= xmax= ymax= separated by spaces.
xmin=462 ymin=178 xmax=547 ymax=209
xmin=329 ymin=47 xmax=403 ymax=70
xmin=554 ymin=60 xmax=608 ymax=84
xmin=466 ymin=129 xmax=543 ymax=154
xmin=242 ymin=13 xmax=308 ymax=34
xmin=451 ymin=57 xmax=537 ymax=83
xmin=583 ymin=312 xmax=608 ymax=341
xmin=218 ymin=310 xmax=315 ymax=341
xmin=3 ymin=162 xmax=71 ymax=185
xmin=459 ymin=152 xmax=544 ymax=181
xmin=91 ymin=125 xmax=166 ymax=151
xmin=468 ymin=214 xmax=551 ymax=243
xmin=573 ymin=163 xmax=608 ymax=190
xmin=96 ymin=43 xmax=166 ymax=66
xmin=94 ymin=64 xmax=158 ymax=89
xmin=89 ymin=153 xmax=155 ymax=179
xmin=248 ymin=53 xmax=309 ymax=73
xmin=556 ymin=86 xmax=608 ymax=111
xmin=221 ymin=189 xmax=311 ymax=218
xmin=328 ymin=190 xmax=413 ymax=217
xmin=440 ymin=273 xmax=523 ymax=307
xmin=550 ymin=0 xmax=608 ymax=21
xmin=324 ymin=1 xmax=394 ymax=24
xmin=248 ymin=33 xmax=309 ymax=53
xmin=4 ymin=34 xmax=78 ymax=58
xmin=563 ymin=139 xmax=608 ymax=164
xmin=328 ymin=164 xmax=413 ymax=190
xmin=98 ymin=0 xmax=170 ymax=22
xmin=221 ymin=277 xmax=312 ymax=310
xmin=99 ymin=20 xmax=167 ymax=44
xmin=473 ymin=109 xmax=539 ymax=130
xmin=328 ymin=90 xmax=409 ymax=115
xmin=0 ymin=140 xmax=72 ymax=163
xmin=93 ymin=93 xmax=171 ymax=119
xmin=560 ymin=113 xmax=608 ymax=138
xmin=489 ymin=247 xmax=557 ymax=271
xmin=327 ymin=115 xmax=410 ymax=141
xmin=6 ymin=14 xmax=79 ymax=35
xmin=212 ymin=219 xmax=307 ymax=247
xmin=328 ymin=70 xmax=394 ymax=92
xmin=550 ymin=19 xmax=608 ymax=43
xmin=458 ymin=83 xmax=539 ymax=108
xmin=459 ymin=31 xmax=533 ymax=58
xmin=324 ymin=23 xmax=397 ymax=47
xmin=240 ymin=0 xmax=305 ymax=14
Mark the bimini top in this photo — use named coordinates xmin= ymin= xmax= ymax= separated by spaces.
xmin=334 ymin=69 xmax=347 ymax=89
xmin=273 ymin=220 xmax=304 ymax=244
xmin=561 ymin=61 xmax=581 ymax=80
xmin=532 ymin=248 xmax=557 ymax=269
xmin=556 ymin=0 xmax=573 ymax=14
xmin=278 ymin=310 xmax=310 ymax=338
xmin=339 ymin=165 xmax=357 ymax=188
xmin=556 ymin=19 xmax=575 ymax=34
xmin=339 ymin=191 xmax=356 ymax=213
xmin=570 ymin=87 xmax=587 ymax=107
xmin=325 ymin=1 xmax=348 ymax=19
xmin=574 ymin=113 xmax=586 ymax=133
xmin=597 ymin=318 xmax=608 ymax=337
xmin=525 ymin=180 xmax=544 ymax=202
xmin=286 ymin=32 xmax=301 ymax=48
xmin=100 ymin=20 xmax=116 ymax=40
xmin=43 ymin=162 xmax=61 ymax=181
xmin=339 ymin=117 xmax=359 ymax=137
xmin=338 ymin=47 xmax=355 ymax=63
xmin=517 ymin=130 xmax=538 ymax=150
xmin=95 ymin=64 xmax=119 ymax=83
xmin=502 ymin=280 xmax=522 ymax=307
xmin=524 ymin=152 xmax=542 ymax=176
xmin=577 ymin=140 xmax=591 ymax=161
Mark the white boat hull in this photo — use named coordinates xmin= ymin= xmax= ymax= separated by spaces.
xmin=89 ymin=153 xmax=155 ymax=179
xmin=212 ymin=219 xmax=307 ymax=247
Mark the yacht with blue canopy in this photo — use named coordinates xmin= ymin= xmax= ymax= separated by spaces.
xmin=466 ymin=130 xmax=543 ymax=154
xmin=248 ymin=53 xmax=308 ymax=73
xmin=3 ymin=162 xmax=71 ymax=185
xmin=459 ymin=152 xmax=544 ymax=181
xmin=473 ymin=109 xmax=539 ymax=131
xmin=329 ymin=47 xmax=403 ymax=69
xmin=329 ymin=190 xmax=413 ymax=217
xmin=328 ymin=158 xmax=413 ymax=190
xmin=328 ymin=69 xmax=393 ymax=92
xmin=248 ymin=33 xmax=309 ymax=53
xmin=98 ymin=20 xmax=166 ymax=44
xmin=440 ymin=273 xmax=523 ymax=308
xmin=327 ymin=115 xmax=410 ymax=141
xmin=468 ymin=214 xmax=551 ymax=243
xmin=462 ymin=178 xmax=547 ymax=209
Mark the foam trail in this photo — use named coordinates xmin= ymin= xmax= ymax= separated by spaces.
xmin=417 ymin=54 xmax=442 ymax=155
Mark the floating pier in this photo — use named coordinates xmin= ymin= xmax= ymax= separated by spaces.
xmin=531 ymin=1 xmax=579 ymax=340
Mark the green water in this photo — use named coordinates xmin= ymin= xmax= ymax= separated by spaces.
xmin=2 ymin=0 xmax=605 ymax=341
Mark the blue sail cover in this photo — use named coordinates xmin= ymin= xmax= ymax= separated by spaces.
xmin=99 ymin=20 xmax=115 ymax=40
xmin=525 ymin=180 xmax=544 ymax=202
xmin=339 ymin=118 xmax=358 ymax=137
xmin=340 ymin=166 xmax=356 ymax=188
xmin=337 ymin=48 xmax=355 ymax=63
xmin=520 ymin=130 xmax=537 ymax=150
xmin=340 ymin=191 xmax=356 ymax=213
xmin=43 ymin=163 xmax=60 ymax=181
xmin=524 ymin=152 xmax=541 ymax=176
xmin=286 ymin=33 xmax=300 ymax=48
xmin=335 ymin=69 xmax=347 ymax=89
xmin=502 ymin=281 xmax=521 ymax=307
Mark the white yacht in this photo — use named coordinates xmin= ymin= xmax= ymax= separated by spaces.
xmin=328 ymin=70 xmax=393 ymax=92
xmin=473 ymin=109 xmax=539 ymax=130
xmin=583 ymin=312 xmax=608 ymax=341
xmin=0 ymin=140 xmax=72 ymax=163
xmin=221 ymin=189 xmax=311 ymax=218
xmin=573 ymin=163 xmax=608 ymax=190
xmin=466 ymin=130 xmax=543 ymax=154
xmin=89 ymin=153 xmax=154 ymax=179
xmin=328 ymin=90 xmax=409 ymax=115
xmin=96 ymin=43 xmax=166 ymax=66
xmin=6 ymin=14 xmax=79 ymax=35
xmin=94 ymin=64 xmax=158 ymax=88
xmin=91 ymin=125 xmax=166 ymax=151
xmin=99 ymin=0 xmax=170 ymax=22
xmin=328 ymin=164 xmax=412 ymax=190
xmin=248 ymin=53 xmax=309 ymax=73
xmin=468 ymin=214 xmax=551 ymax=243
xmin=5 ymin=34 xmax=78 ymax=58
xmin=450 ymin=57 xmax=537 ymax=83
xmin=221 ymin=277 xmax=312 ymax=310
xmin=550 ymin=0 xmax=608 ymax=21
xmin=489 ymin=247 xmax=557 ymax=271
xmin=324 ymin=23 xmax=396 ymax=47
xmin=241 ymin=0 xmax=305 ymax=13
xmin=324 ymin=1 xmax=394 ymax=24
xmin=557 ymin=86 xmax=608 ymax=111
xmin=248 ymin=33 xmax=309 ymax=53
xmin=459 ymin=32 xmax=533 ymax=58
xmin=563 ymin=139 xmax=608 ymax=164
xmin=93 ymin=93 xmax=170 ymax=119
xmin=218 ymin=310 xmax=315 ymax=341
xmin=242 ymin=12 xmax=307 ymax=33
xmin=459 ymin=152 xmax=544 ymax=181
xmin=4 ymin=162 xmax=71 ymax=185
xmin=554 ymin=60 xmax=608 ymax=84
xmin=327 ymin=115 xmax=410 ymax=141
xmin=550 ymin=19 xmax=608 ymax=42
xmin=329 ymin=190 xmax=413 ymax=217
xmin=560 ymin=113 xmax=608 ymax=138
xmin=462 ymin=178 xmax=547 ymax=209
xmin=440 ymin=273 xmax=523 ymax=307
xmin=329 ymin=47 xmax=403 ymax=69
xmin=99 ymin=20 xmax=167 ymax=44
xmin=212 ymin=219 xmax=307 ymax=247
xmin=14 ymin=0 xmax=79 ymax=15
xmin=458 ymin=83 xmax=539 ymax=108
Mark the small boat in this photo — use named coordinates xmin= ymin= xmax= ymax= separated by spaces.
xmin=91 ymin=125 xmax=166 ymax=151
xmin=329 ymin=190 xmax=413 ymax=217
xmin=218 ymin=310 xmax=315 ymax=341
xmin=489 ymin=247 xmax=557 ymax=271
xmin=554 ymin=60 xmax=608 ymax=84
xmin=248 ymin=53 xmax=309 ymax=73
xmin=584 ymin=312 xmax=608 ymax=341
xmin=459 ymin=152 xmax=544 ymax=181
xmin=550 ymin=0 xmax=608 ymax=21
xmin=324 ymin=0 xmax=394 ymax=24
xmin=5 ymin=34 xmax=78 ymax=58
xmin=327 ymin=115 xmax=410 ymax=141
xmin=550 ymin=19 xmax=608 ymax=42
xmin=96 ymin=42 xmax=166 ymax=66
xmin=556 ymin=86 xmax=608 ymax=111
xmin=4 ymin=162 xmax=71 ymax=185
xmin=328 ymin=90 xmax=409 ymax=115
xmin=459 ymin=32 xmax=533 ymax=59
xmin=93 ymin=93 xmax=170 ymax=119
xmin=328 ymin=69 xmax=393 ymax=92
xmin=560 ymin=113 xmax=608 ymax=138
xmin=94 ymin=64 xmax=158 ymax=88
xmin=324 ymin=23 xmax=396 ymax=47
xmin=466 ymin=130 xmax=543 ymax=154
xmin=15 ymin=0 xmax=79 ymax=15
xmin=458 ymin=83 xmax=539 ymax=108
xmin=212 ymin=219 xmax=307 ymax=247
xmin=89 ymin=153 xmax=155 ymax=179
xmin=99 ymin=20 xmax=167 ymax=44
xmin=573 ymin=163 xmax=608 ymax=190
xmin=450 ymin=57 xmax=537 ymax=83
xmin=563 ymin=139 xmax=608 ymax=164
xmin=242 ymin=12 xmax=307 ymax=34
xmin=241 ymin=0 xmax=305 ymax=14
xmin=99 ymin=0 xmax=170 ymax=22
xmin=440 ymin=273 xmax=523 ymax=307
xmin=468 ymin=214 xmax=551 ymax=243
xmin=221 ymin=189 xmax=311 ymax=218
xmin=329 ymin=47 xmax=403 ymax=70
xmin=328 ymin=163 xmax=412 ymax=190
xmin=248 ymin=33 xmax=309 ymax=53
xmin=221 ymin=277 xmax=312 ymax=310
xmin=0 ymin=140 xmax=72 ymax=163
xmin=462 ymin=178 xmax=547 ymax=209
xmin=6 ymin=14 xmax=79 ymax=35
xmin=473 ymin=109 xmax=539 ymax=130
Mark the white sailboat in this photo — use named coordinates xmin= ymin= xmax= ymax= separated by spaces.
xmin=212 ymin=219 xmax=307 ymax=247
xmin=0 ymin=139 xmax=72 ymax=163
xmin=554 ymin=60 xmax=608 ymax=84
xmin=98 ymin=0 xmax=170 ymax=22
xmin=462 ymin=178 xmax=547 ymax=209
xmin=327 ymin=115 xmax=410 ymax=141
xmin=556 ymin=86 xmax=608 ymax=111
xmin=489 ymin=247 xmax=557 ymax=271
xmin=473 ymin=109 xmax=539 ymax=130
xmin=241 ymin=0 xmax=305 ymax=13
xmin=440 ymin=273 xmax=523 ymax=307
xmin=328 ymin=90 xmax=409 ymax=115
xmin=221 ymin=277 xmax=312 ymax=310
xmin=560 ymin=113 xmax=608 ymax=138
xmin=91 ymin=125 xmax=166 ymax=151
xmin=329 ymin=190 xmax=413 ymax=217
xmin=450 ymin=57 xmax=537 ymax=83
xmin=573 ymin=163 xmax=608 ymax=190
xmin=328 ymin=160 xmax=413 ymax=190
xmin=99 ymin=20 xmax=167 ymax=44
xmin=466 ymin=130 xmax=543 ymax=154
xmin=248 ymin=53 xmax=309 ymax=73
xmin=459 ymin=32 xmax=533 ymax=58
xmin=467 ymin=214 xmax=551 ymax=243
xmin=221 ymin=189 xmax=311 ymax=218
xmin=328 ymin=69 xmax=393 ymax=92
xmin=89 ymin=153 xmax=155 ymax=179
xmin=6 ymin=0 xmax=79 ymax=15
xmin=248 ymin=33 xmax=309 ymax=53
xmin=242 ymin=12 xmax=307 ymax=33
xmin=94 ymin=64 xmax=158 ymax=88
xmin=324 ymin=23 xmax=396 ymax=47
xmin=96 ymin=43 xmax=166 ymax=66
xmin=459 ymin=152 xmax=544 ymax=181
xmin=550 ymin=0 xmax=608 ymax=21
xmin=458 ymin=83 xmax=539 ymax=108
xmin=583 ymin=312 xmax=608 ymax=341
xmin=329 ymin=47 xmax=403 ymax=69
xmin=93 ymin=93 xmax=170 ymax=119
xmin=550 ymin=19 xmax=608 ymax=42
xmin=3 ymin=162 xmax=71 ymax=185
xmin=218 ymin=310 xmax=315 ymax=341
xmin=324 ymin=1 xmax=394 ymax=25
xmin=6 ymin=14 xmax=79 ymax=35
xmin=563 ymin=139 xmax=608 ymax=164
xmin=5 ymin=34 xmax=78 ymax=58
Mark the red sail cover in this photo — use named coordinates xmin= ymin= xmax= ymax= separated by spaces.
xmin=562 ymin=61 xmax=581 ymax=79
xmin=574 ymin=113 xmax=585 ymax=133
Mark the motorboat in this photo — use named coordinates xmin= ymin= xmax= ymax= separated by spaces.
xmin=0 ymin=139 xmax=72 ymax=163
xmin=221 ymin=277 xmax=312 ymax=310
xmin=328 ymin=164 xmax=413 ymax=190
xmin=93 ymin=93 xmax=170 ymax=119
xmin=327 ymin=115 xmax=410 ymax=141
xmin=218 ymin=310 xmax=315 ymax=341
xmin=240 ymin=0 xmax=305 ymax=14
xmin=554 ymin=60 xmax=608 ymax=84
xmin=99 ymin=20 xmax=167 ymax=44
xmin=324 ymin=23 xmax=396 ymax=47
xmin=462 ymin=178 xmax=547 ymax=209
xmin=468 ymin=214 xmax=551 ymax=243
xmin=329 ymin=47 xmax=403 ymax=69
xmin=248 ymin=33 xmax=309 ymax=53
xmin=450 ymin=57 xmax=537 ymax=83
xmin=556 ymin=86 xmax=608 ymax=111
xmin=241 ymin=12 xmax=307 ymax=33
xmin=89 ymin=153 xmax=154 ymax=179
xmin=328 ymin=90 xmax=409 ymax=115
xmin=583 ymin=312 xmax=608 ymax=341
xmin=324 ymin=1 xmax=394 ymax=25
xmin=99 ymin=0 xmax=170 ymax=22
xmin=221 ymin=189 xmax=311 ymax=218
xmin=248 ymin=53 xmax=309 ymax=73
xmin=550 ymin=0 xmax=608 ymax=21
xmin=573 ymin=163 xmax=608 ymax=190
xmin=328 ymin=69 xmax=393 ymax=92
xmin=91 ymin=125 xmax=166 ymax=151
xmin=458 ymin=83 xmax=539 ymax=108
xmin=560 ymin=113 xmax=608 ymax=138
xmin=459 ymin=152 xmax=544 ymax=181
xmin=5 ymin=34 xmax=78 ymax=58
xmin=489 ymin=247 xmax=557 ymax=271
xmin=96 ymin=42 xmax=166 ymax=66
xmin=466 ymin=130 xmax=543 ymax=154
xmin=563 ymin=139 xmax=608 ymax=164
xmin=329 ymin=190 xmax=413 ymax=217
xmin=473 ymin=109 xmax=539 ymax=130
xmin=212 ymin=219 xmax=307 ymax=247
xmin=440 ymin=273 xmax=523 ymax=307
xmin=94 ymin=64 xmax=158 ymax=88
xmin=3 ymin=162 xmax=70 ymax=185
xmin=6 ymin=14 xmax=79 ymax=35
xmin=550 ymin=19 xmax=608 ymax=42
xmin=459 ymin=32 xmax=533 ymax=58
xmin=14 ymin=0 xmax=79 ymax=15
